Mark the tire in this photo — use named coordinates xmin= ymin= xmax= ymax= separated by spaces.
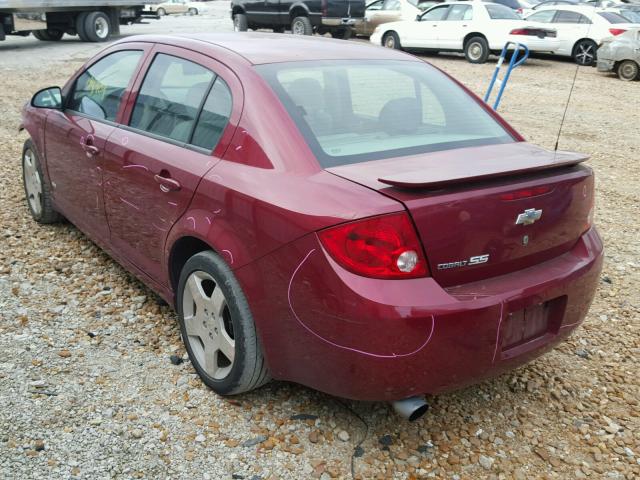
xmin=188 ymin=7 xmax=198 ymax=15
xmin=382 ymin=31 xmax=401 ymax=49
xmin=83 ymin=11 xmax=111 ymax=42
xmin=177 ymin=251 xmax=271 ymax=395
xmin=22 ymin=140 xmax=62 ymax=224
xmin=464 ymin=36 xmax=489 ymax=64
xmin=617 ymin=60 xmax=639 ymax=81
xmin=75 ymin=12 xmax=89 ymax=41
xmin=291 ymin=16 xmax=312 ymax=35
xmin=157 ymin=7 xmax=166 ymax=16
xmin=331 ymin=28 xmax=352 ymax=40
xmin=233 ymin=13 xmax=248 ymax=32
xmin=572 ymin=39 xmax=597 ymax=66
xmin=33 ymin=29 xmax=64 ymax=41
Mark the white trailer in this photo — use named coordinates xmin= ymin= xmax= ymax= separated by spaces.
xmin=0 ymin=0 xmax=162 ymax=42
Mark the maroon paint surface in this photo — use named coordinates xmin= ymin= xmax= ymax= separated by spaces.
xmin=22 ymin=34 xmax=603 ymax=401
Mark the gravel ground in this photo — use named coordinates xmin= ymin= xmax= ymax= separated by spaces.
xmin=1 ymin=6 xmax=639 ymax=479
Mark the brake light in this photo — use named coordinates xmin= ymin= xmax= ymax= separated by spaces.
xmin=609 ymin=28 xmax=626 ymax=36
xmin=499 ymin=185 xmax=552 ymax=201
xmin=318 ymin=212 xmax=429 ymax=279
xmin=510 ymin=28 xmax=527 ymax=35
xmin=517 ymin=7 xmax=523 ymax=14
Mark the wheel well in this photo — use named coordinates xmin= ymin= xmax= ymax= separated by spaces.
xmin=169 ymin=236 xmax=214 ymax=293
xmin=232 ymin=6 xmax=245 ymax=16
xmin=463 ymin=33 xmax=487 ymax=48
xmin=290 ymin=7 xmax=308 ymax=20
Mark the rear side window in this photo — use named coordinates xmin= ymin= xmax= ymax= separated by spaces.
xmin=527 ymin=10 xmax=556 ymax=22
xmin=486 ymin=4 xmax=520 ymax=19
xmin=191 ymin=78 xmax=233 ymax=150
xmin=130 ymin=54 xmax=214 ymax=144
xmin=257 ymin=60 xmax=513 ymax=167
xmin=554 ymin=10 xmax=590 ymax=23
xmin=446 ymin=4 xmax=472 ymax=20
xmin=68 ymin=50 xmax=143 ymax=121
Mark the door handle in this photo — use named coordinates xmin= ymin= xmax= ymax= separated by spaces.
xmin=154 ymin=172 xmax=181 ymax=193
xmin=80 ymin=135 xmax=100 ymax=156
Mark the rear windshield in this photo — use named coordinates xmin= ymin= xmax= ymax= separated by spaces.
xmin=256 ymin=60 xmax=513 ymax=167
xmin=598 ymin=12 xmax=629 ymax=23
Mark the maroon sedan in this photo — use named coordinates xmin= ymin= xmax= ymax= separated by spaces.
xmin=21 ymin=33 xmax=602 ymax=420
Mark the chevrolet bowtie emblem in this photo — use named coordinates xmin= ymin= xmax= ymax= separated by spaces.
xmin=515 ymin=208 xmax=542 ymax=226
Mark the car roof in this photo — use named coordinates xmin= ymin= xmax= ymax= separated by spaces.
xmin=114 ymin=33 xmax=422 ymax=65
xmin=534 ymin=4 xmax=596 ymax=11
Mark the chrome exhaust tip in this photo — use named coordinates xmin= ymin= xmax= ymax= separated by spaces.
xmin=391 ymin=396 xmax=429 ymax=422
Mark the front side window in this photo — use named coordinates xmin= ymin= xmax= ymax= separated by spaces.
xmin=422 ymin=5 xmax=449 ymax=20
xmin=68 ymin=50 xmax=143 ymax=121
xmin=130 ymin=54 xmax=214 ymax=143
xmin=527 ymin=9 xmax=556 ymax=22
xmin=486 ymin=4 xmax=520 ymax=19
xmin=257 ymin=60 xmax=513 ymax=167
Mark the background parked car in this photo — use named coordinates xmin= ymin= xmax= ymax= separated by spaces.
xmin=597 ymin=26 xmax=640 ymax=79
xmin=356 ymin=0 xmax=440 ymax=36
xmin=524 ymin=5 xmax=640 ymax=65
xmin=144 ymin=1 xmax=199 ymax=16
xmin=520 ymin=0 xmax=583 ymax=17
xmin=370 ymin=1 xmax=559 ymax=63
xmin=231 ymin=0 xmax=365 ymax=38
xmin=605 ymin=5 xmax=640 ymax=22
xmin=483 ymin=0 xmax=538 ymax=16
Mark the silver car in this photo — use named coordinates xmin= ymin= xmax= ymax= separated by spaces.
xmin=597 ymin=27 xmax=640 ymax=81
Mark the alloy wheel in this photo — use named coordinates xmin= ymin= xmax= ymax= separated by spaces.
xmin=182 ymin=271 xmax=235 ymax=380
xmin=575 ymin=42 xmax=595 ymax=66
xmin=292 ymin=20 xmax=305 ymax=35
xmin=23 ymin=149 xmax=42 ymax=216
xmin=468 ymin=42 xmax=483 ymax=62
xmin=384 ymin=35 xmax=395 ymax=48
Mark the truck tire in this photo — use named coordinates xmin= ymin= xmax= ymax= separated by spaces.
xmin=33 ymin=29 xmax=64 ymax=41
xmin=233 ymin=13 xmax=248 ymax=32
xmin=83 ymin=11 xmax=111 ymax=42
xmin=291 ymin=16 xmax=312 ymax=35
xmin=75 ymin=12 xmax=90 ymax=41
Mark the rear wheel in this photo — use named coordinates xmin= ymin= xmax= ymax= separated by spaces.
xmin=22 ymin=140 xmax=61 ymax=224
xmin=177 ymin=251 xmax=270 ymax=395
xmin=188 ymin=7 xmax=198 ymax=15
xmin=233 ymin=13 xmax=248 ymax=32
xmin=33 ymin=29 xmax=64 ymax=41
xmin=382 ymin=31 xmax=401 ymax=49
xmin=331 ymin=28 xmax=352 ymax=40
xmin=464 ymin=36 xmax=489 ymax=64
xmin=157 ymin=7 xmax=166 ymax=16
xmin=617 ymin=60 xmax=639 ymax=81
xmin=291 ymin=16 xmax=312 ymax=35
xmin=573 ymin=39 xmax=597 ymax=66
xmin=83 ymin=11 xmax=111 ymax=42
xmin=75 ymin=12 xmax=89 ymax=41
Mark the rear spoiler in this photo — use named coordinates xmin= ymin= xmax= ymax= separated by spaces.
xmin=378 ymin=150 xmax=589 ymax=189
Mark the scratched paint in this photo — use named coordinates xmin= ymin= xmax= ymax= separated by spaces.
xmin=288 ymin=249 xmax=435 ymax=358
xmin=491 ymin=302 xmax=505 ymax=364
xmin=222 ymin=249 xmax=234 ymax=264
xmin=186 ymin=216 xmax=196 ymax=229
xmin=119 ymin=197 xmax=139 ymax=210
xmin=122 ymin=164 xmax=149 ymax=171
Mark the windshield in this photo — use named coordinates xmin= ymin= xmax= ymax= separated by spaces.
xmin=257 ymin=60 xmax=513 ymax=167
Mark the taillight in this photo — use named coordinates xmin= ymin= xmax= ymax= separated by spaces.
xmin=510 ymin=28 xmax=527 ymax=35
xmin=499 ymin=185 xmax=552 ymax=201
xmin=517 ymin=8 xmax=523 ymax=14
xmin=318 ymin=212 xmax=429 ymax=279
xmin=609 ymin=28 xmax=626 ymax=36
xmin=321 ymin=0 xmax=328 ymax=17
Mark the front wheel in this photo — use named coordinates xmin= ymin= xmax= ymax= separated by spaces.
xmin=22 ymin=140 xmax=61 ymax=224
xmin=382 ymin=31 xmax=401 ymax=50
xmin=291 ymin=16 xmax=312 ymax=35
xmin=187 ymin=7 xmax=198 ymax=15
xmin=233 ymin=13 xmax=248 ymax=32
xmin=157 ymin=7 xmax=166 ymax=16
xmin=617 ymin=60 xmax=639 ymax=81
xmin=464 ymin=36 xmax=489 ymax=64
xmin=177 ymin=251 xmax=270 ymax=395
xmin=573 ymin=39 xmax=597 ymax=66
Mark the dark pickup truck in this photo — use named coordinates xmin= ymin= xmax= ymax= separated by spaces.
xmin=231 ymin=0 xmax=365 ymax=38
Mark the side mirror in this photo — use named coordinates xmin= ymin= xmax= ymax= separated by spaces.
xmin=31 ymin=86 xmax=62 ymax=109
xmin=416 ymin=14 xmax=422 ymax=21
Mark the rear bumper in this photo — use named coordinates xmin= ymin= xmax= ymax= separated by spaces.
xmin=504 ymin=35 xmax=560 ymax=53
xmin=597 ymin=58 xmax=615 ymax=73
xmin=240 ymin=228 xmax=603 ymax=401
xmin=321 ymin=17 xmax=362 ymax=28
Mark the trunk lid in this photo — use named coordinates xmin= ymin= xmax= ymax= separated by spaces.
xmin=327 ymin=143 xmax=594 ymax=287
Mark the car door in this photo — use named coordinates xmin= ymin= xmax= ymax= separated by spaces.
xmin=365 ymin=0 xmax=402 ymax=35
xmin=403 ymin=4 xmax=450 ymax=48
xmin=102 ymin=45 xmax=239 ymax=283
xmin=437 ymin=3 xmax=473 ymax=49
xmin=551 ymin=10 xmax=591 ymax=55
xmin=45 ymin=47 xmax=148 ymax=241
